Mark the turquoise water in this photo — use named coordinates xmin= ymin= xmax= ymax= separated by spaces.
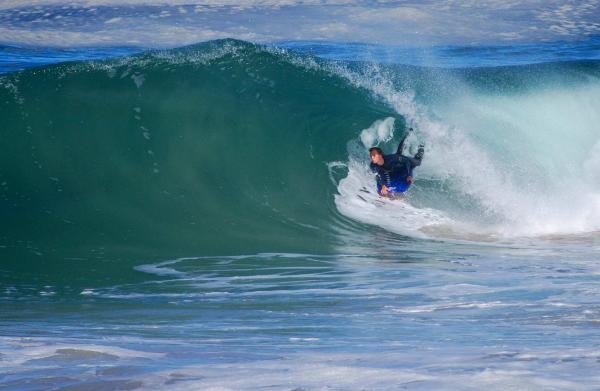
xmin=1 ymin=39 xmax=600 ymax=390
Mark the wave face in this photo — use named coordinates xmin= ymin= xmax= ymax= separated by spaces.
xmin=2 ymin=39 xmax=600 ymax=281
xmin=0 ymin=40 xmax=396 ymax=280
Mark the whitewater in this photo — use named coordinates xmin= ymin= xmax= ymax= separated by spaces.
xmin=1 ymin=39 xmax=600 ymax=390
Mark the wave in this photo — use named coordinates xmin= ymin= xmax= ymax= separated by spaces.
xmin=1 ymin=38 xmax=600 ymax=268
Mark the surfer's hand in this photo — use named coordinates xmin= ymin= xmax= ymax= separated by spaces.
xmin=407 ymin=176 xmax=413 ymax=184
xmin=381 ymin=185 xmax=389 ymax=195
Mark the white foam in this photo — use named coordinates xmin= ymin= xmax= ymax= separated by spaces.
xmin=134 ymin=259 xmax=187 ymax=277
xmin=359 ymin=116 xmax=395 ymax=147
xmin=0 ymin=336 xmax=164 ymax=367
xmin=386 ymin=301 xmax=508 ymax=313
xmin=63 ymin=349 xmax=600 ymax=390
xmin=326 ymin=62 xmax=600 ymax=241
xmin=4 ymin=344 xmax=597 ymax=390
xmin=426 ymin=83 xmax=600 ymax=237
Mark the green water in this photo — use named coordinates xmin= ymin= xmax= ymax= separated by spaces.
xmin=0 ymin=40 xmax=399 ymax=288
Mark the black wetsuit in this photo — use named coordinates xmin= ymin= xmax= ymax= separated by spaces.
xmin=370 ymin=133 xmax=424 ymax=194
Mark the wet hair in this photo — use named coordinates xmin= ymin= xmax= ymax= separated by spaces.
xmin=369 ymin=147 xmax=383 ymax=156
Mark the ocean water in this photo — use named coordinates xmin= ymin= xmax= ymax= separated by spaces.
xmin=1 ymin=39 xmax=600 ymax=390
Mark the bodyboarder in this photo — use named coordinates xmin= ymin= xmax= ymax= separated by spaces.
xmin=369 ymin=128 xmax=424 ymax=198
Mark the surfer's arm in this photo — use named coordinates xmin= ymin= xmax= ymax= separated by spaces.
xmin=395 ymin=128 xmax=413 ymax=155
xmin=375 ymin=173 xmax=389 ymax=195
xmin=404 ymin=146 xmax=424 ymax=184
xmin=370 ymin=164 xmax=386 ymax=195
xmin=408 ymin=145 xmax=425 ymax=167
xmin=375 ymin=173 xmax=383 ymax=192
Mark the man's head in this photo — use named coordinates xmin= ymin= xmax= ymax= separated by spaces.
xmin=369 ymin=147 xmax=384 ymax=166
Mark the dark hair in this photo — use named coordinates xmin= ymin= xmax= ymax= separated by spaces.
xmin=369 ymin=147 xmax=383 ymax=156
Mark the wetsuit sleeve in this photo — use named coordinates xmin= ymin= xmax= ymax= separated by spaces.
xmin=406 ymin=146 xmax=425 ymax=169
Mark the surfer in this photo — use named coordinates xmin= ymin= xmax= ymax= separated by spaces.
xmin=369 ymin=128 xmax=424 ymax=198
